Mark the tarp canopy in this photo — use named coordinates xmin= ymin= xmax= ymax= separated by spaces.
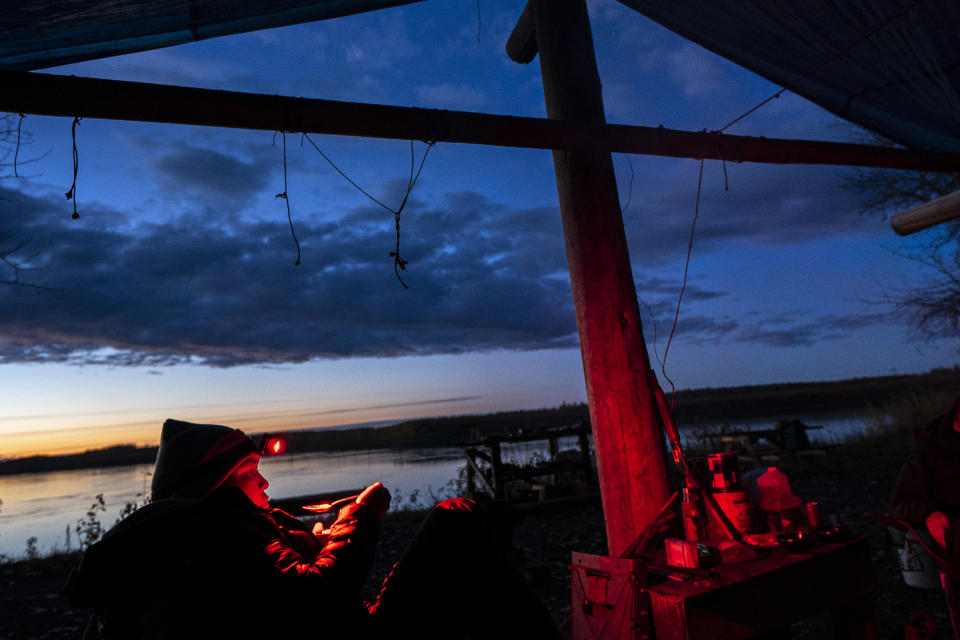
xmin=0 ymin=0 xmax=421 ymax=71
xmin=619 ymin=0 xmax=960 ymax=153
xmin=1 ymin=0 xmax=958 ymax=155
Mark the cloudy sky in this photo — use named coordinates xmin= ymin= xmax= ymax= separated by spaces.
xmin=1 ymin=0 xmax=955 ymax=457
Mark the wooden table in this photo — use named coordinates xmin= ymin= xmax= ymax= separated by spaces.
xmin=647 ymin=536 xmax=877 ymax=639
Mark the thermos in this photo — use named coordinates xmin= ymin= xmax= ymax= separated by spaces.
xmin=682 ymin=487 xmax=709 ymax=541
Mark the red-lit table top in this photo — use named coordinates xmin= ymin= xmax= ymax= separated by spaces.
xmin=646 ymin=536 xmax=877 ymax=640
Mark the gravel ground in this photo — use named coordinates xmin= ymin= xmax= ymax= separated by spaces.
xmin=2 ymin=446 xmax=956 ymax=639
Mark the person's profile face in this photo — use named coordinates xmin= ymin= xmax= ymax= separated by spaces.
xmin=223 ymin=454 xmax=270 ymax=508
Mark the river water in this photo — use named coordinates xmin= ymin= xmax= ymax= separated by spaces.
xmin=0 ymin=447 xmax=467 ymax=559
xmin=0 ymin=410 xmax=871 ymax=559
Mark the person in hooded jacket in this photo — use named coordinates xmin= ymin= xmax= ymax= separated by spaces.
xmin=65 ymin=418 xmax=560 ymax=640
xmin=888 ymin=394 xmax=960 ymax=565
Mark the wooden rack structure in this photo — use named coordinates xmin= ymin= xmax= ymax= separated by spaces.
xmin=718 ymin=421 xmax=841 ymax=465
xmin=459 ymin=421 xmax=597 ymax=502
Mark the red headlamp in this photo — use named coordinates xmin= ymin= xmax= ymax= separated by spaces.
xmin=257 ymin=434 xmax=286 ymax=456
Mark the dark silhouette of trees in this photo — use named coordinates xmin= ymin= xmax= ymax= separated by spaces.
xmin=844 ymin=134 xmax=960 ymax=340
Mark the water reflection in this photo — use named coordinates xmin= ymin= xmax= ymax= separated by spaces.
xmin=0 ymin=448 xmax=464 ymax=559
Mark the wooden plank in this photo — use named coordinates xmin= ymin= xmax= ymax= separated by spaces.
xmin=463 ymin=452 xmax=497 ymax=499
xmin=457 ymin=422 xmax=590 ymax=447
xmin=496 ymin=459 xmax=595 ymax=482
xmin=3 ymin=70 xmax=960 ymax=172
xmin=530 ymin=0 xmax=671 ymax=556
xmin=463 ymin=446 xmax=492 ymax=463
xmin=505 ymin=1 xmax=536 ymax=64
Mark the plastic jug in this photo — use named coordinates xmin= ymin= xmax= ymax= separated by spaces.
xmin=756 ymin=467 xmax=802 ymax=531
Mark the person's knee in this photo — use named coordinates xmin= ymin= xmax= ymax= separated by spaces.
xmin=435 ymin=497 xmax=476 ymax=513
xmin=426 ymin=498 xmax=477 ymax=532
xmin=418 ymin=497 xmax=483 ymax=541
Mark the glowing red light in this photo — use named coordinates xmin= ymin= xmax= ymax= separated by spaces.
xmin=263 ymin=436 xmax=285 ymax=456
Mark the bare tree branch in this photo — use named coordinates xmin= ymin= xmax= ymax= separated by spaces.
xmin=1 ymin=114 xmax=59 ymax=290
xmin=843 ymin=131 xmax=960 ymax=342
xmin=0 ymin=233 xmax=58 ymax=291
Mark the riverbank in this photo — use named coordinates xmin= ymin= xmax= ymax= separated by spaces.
xmin=2 ymin=430 xmax=956 ymax=639
xmin=4 ymin=366 xmax=959 ymax=477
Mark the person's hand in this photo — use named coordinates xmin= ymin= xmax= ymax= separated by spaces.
xmin=926 ymin=511 xmax=951 ymax=547
xmin=311 ymin=521 xmax=330 ymax=545
xmin=356 ymin=481 xmax=391 ymax=517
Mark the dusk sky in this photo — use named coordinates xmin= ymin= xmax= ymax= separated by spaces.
xmin=1 ymin=0 xmax=956 ymax=458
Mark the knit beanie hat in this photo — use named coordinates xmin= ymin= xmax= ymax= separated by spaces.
xmin=150 ymin=418 xmax=258 ymax=501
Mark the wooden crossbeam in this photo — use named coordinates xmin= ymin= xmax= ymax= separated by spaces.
xmin=3 ymin=70 xmax=960 ymax=172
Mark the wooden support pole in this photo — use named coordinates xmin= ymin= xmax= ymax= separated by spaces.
xmin=529 ymin=0 xmax=671 ymax=556
xmin=490 ymin=441 xmax=503 ymax=500
xmin=3 ymin=70 xmax=960 ymax=172
xmin=464 ymin=451 xmax=496 ymax=499
xmin=891 ymin=188 xmax=960 ymax=235
xmin=578 ymin=431 xmax=597 ymax=491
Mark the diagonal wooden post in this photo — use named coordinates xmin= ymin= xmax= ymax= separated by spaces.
xmin=523 ymin=0 xmax=671 ymax=556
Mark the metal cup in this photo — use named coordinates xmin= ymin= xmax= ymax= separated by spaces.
xmin=803 ymin=501 xmax=824 ymax=530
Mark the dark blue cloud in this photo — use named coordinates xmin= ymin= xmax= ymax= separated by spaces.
xmin=622 ymin=161 xmax=871 ymax=267
xmin=152 ymin=143 xmax=272 ymax=205
xmin=0 ymin=161 xmax=891 ymax=367
xmin=0 ymin=185 xmax=578 ymax=366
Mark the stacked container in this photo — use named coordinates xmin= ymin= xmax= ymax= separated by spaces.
xmin=756 ymin=466 xmax=803 ymax=532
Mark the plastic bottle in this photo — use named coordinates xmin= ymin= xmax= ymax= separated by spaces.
xmin=756 ymin=467 xmax=803 ymax=532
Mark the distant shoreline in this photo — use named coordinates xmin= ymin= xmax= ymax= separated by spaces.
xmin=3 ymin=367 xmax=957 ymax=477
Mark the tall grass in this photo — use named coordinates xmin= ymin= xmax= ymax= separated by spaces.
xmin=820 ymin=388 xmax=957 ymax=479
xmin=858 ymin=388 xmax=955 ymax=443
xmin=681 ymin=389 xmax=958 ymax=481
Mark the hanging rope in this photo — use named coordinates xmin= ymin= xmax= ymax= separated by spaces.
xmin=302 ymin=134 xmax=435 ymax=288
xmin=389 ymin=140 xmax=434 ymax=287
xmin=622 ymin=153 xmax=665 ymax=369
xmin=661 ymin=159 xmax=705 ymax=400
xmin=476 ymin=0 xmax=482 ymax=44
xmin=14 ymin=113 xmax=24 ymax=178
xmin=65 ymin=117 xmax=81 ymax=219
xmin=274 ymin=132 xmax=302 ymax=266
xmin=620 ymin=153 xmax=635 ymax=214
xmin=638 ymin=295 xmax=664 ymax=372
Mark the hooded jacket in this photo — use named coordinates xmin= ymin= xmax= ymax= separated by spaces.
xmin=65 ymin=419 xmax=380 ymax=640
xmin=888 ymin=397 xmax=960 ymax=527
